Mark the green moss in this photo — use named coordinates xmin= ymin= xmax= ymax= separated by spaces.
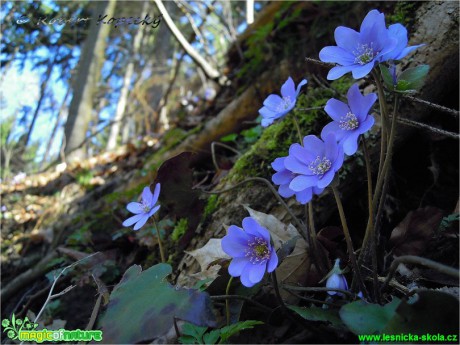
xmin=204 ymin=194 xmax=219 ymax=218
xmin=171 ymin=218 xmax=188 ymax=241
xmin=227 ymin=80 xmax=353 ymax=182
xmin=387 ymin=2 xmax=418 ymax=26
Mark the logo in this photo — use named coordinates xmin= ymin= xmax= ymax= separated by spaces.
xmin=2 ymin=314 xmax=38 ymax=340
xmin=2 ymin=314 xmax=103 ymax=343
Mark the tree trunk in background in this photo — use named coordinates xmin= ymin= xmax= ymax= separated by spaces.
xmin=40 ymin=87 xmax=71 ymax=169
xmin=106 ymin=0 xmax=147 ymax=151
xmin=63 ymin=0 xmax=115 ymax=162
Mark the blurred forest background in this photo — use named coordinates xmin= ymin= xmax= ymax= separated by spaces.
xmin=1 ymin=1 xmax=458 ymax=344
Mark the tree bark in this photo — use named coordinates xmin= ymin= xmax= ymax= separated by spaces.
xmin=63 ymin=0 xmax=116 ymax=162
xmin=106 ymin=0 xmax=147 ymax=151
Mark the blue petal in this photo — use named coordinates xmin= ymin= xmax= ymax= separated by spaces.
xmin=290 ymin=143 xmax=316 ymax=164
xmin=321 ymin=122 xmax=346 ymax=142
xmin=228 ymin=257 xmax=248 ymax=277
xmin=242 ymin=217 xmax=270 ymax=243
xmin=324 ymin=133 xmax=338 ymax=161
xmin=127 ymin=202 xmax=143 ymax=214
xmin=280 ymin=77 xmax=295 ymax=99
xmin=147 ymin=205 xmax=161 ymax=218
xmin=348 ymin=86 xmax=377 ymax=121
xmin=248 ymin=263 xmax=266 ymax=284
xmin=327 ymin=65 xmax=355 ymax=80
xmin=317 ymin=170 xmax=335 ymax=189
xmin=278 ymin=183 xmax=295 ymax=198
xmin=133 ymin=214 xmax=149 ymax=230
xmin=152 ymin=183 xmax=161 ymax=204
xmin=141 ymin=186 xmax=153 ymax=206
xmin=357 ymin=116 xmax=375 ymax=135
xmin=313 ymin=186 xmax=325 ymax=195
xmin=284 ymin=155 xmax=310 ymax=175
xmin=240 ymin=262 xmax=257 ymax=287
xmin=263 ymin=94 xmax=283 ymax=110
xmin=271 ymin=157 xmax=286 ymax=171
xmin=122 ymin=213 xmax=144 ymax=227
xmin=272 ymin=170 xmax=293 ymax=185
xmin=319 ymin=46 xmax=355 ymax=65
xmin=393 ymin=44 xmax=425 ymax=60
xmin=335 ymin=26 xmax=360 ymax=51
xmin=302 ymin=135 xmax=324 ymax=152
xmin=360 ymin=10 xmax=384 ymax=37
xmin=342 ymin=132 xmax=360 ymax=155
xmin=295 ymin=188 xmax=313 ymax=204
xmin=324 ymin=98 xmax=350 ymax=122
xmin=290 ymin=175 xmax=317 ymax=191
xmin=295 ymin=79 xmax=308 ymax=96
xmin=351 ymin=62 xmax=374 ymax=79
xmin=267 ymin=252 xmax=278 ymax=272
xmin=222 ymin=225 xmax=250 ymax=258
xmin=259 ymin=106 xmax=276 ymax=118
xmin=261 ymin=118 xmax=274 ymax=127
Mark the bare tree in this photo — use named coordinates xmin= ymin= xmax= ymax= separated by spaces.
xmin=63 ymin=0 xmax=116 ymax=161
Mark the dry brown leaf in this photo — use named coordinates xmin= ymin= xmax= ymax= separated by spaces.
xmin=390 ymin=206 xmax=444 ymax=256
xmin=185 ymin=238 xmax=230 ymax=271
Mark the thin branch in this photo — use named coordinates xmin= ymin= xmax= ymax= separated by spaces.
xmin=396 ymin=116 xmax=459 ymax=139
xmin=380 ymin=255 xmax=459 ymax=293
xmin=211 ymin=295 xmax=272 ymax=313
xmin=401 ymin=94 xmax=459 ymax=117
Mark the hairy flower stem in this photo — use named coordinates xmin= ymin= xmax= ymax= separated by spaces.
xmin=152 ymin=217 xmax=166 ymax=263
xmin=362 ymin=137 xmax=379 ymax=302
xmin=362 ymin=96 xmax=400 ymax=258
xmin=292 ymin=114 xmax=303 ymax=144
xmin=201 ymin=177 xmax=309 ymax=243
xmin=225 ymin=276 xmax=233 ymax=326
xmin=372 ymin=69 xmax=389 ymax=184
xmin=307 ymin=203 xmax=328 ymax=275
xmin=331 ymin=186 xmax=368 ymax=299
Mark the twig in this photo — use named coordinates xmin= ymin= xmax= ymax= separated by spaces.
xmin=304 ymin=57 xmax=334 ymax=68
xmin=395 ymin=116 xmax=459 ymax=139
xmin=33 ymin=252 xmax=100 ymax=324
xmin=281 ymin=285 xmax=355 ymax=299
xmin=211 ymin=141 xmax=241 ymax=171
xmin=282 ymin=289 xmax=341 ymax=307
xmin=401 ymin=94 xmax=459 ymax=117
xmin=211 ymin=294 xmax=272 ymax=314
xmin=380 ymin=255 xmax=459 ymax=294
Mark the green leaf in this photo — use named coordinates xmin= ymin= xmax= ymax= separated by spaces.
xmin=396 ymin=65 xmax=430 ymax=92
xmin=221 ymin=134 xmax=238 ymax=142
xmin=339 ymin=298 xmax=401 ymax=335
xmin=203 ymin=330 xmax=220 ymax=344
xmin=380 ymin=65 xmax=395 ymax=89
xmin=241 ymin=126 xmax=262 ymax=144
xmin=288 ymin=305 xmax=345 ymax=329
xmin=100 ymin=264 xmax=216 ymax=344
xmin=179 ymin=323 xmax=208 ymax=344
xmin=383 ymin=290 xmax=459 ymax=335
xmin=218 ymin=320 xmax=263 ymax=343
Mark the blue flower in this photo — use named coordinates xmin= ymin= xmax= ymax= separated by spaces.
xmin=122 ymin=183 xmax=161 ymax=230
xmin=271 ymin=157 xmax=324 ymax=204
xmin=319 ymin=10 xmax=422 ymax=80
xmin=221 ymin=217 xmax=278 ymax=287
xmin=326 ymin=259 xmax=349 ymax=296
xmin=284 ymin=134 xmax=344 ymax=191
xmin=259 ymin=77 xmax=307 ymax=127
xmin=321 ymin=84 xmax=376 ymax=155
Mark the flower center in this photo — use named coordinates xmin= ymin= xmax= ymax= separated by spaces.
xmin=339 ymin=112 xmax=359 ymax=130
xmin=141 ymin=200 xmax=151 ymax=213
xmin=276 ymin=96 xmax=292 ymax=112
xmin=353 ymin=43 xmax=376 ymax=65
xmin=309 ymin=156 xmax=332 ymax=175
xmin=246 ymin=237 xmax=271 ymax=264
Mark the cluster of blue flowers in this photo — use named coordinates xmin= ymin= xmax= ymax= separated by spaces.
xmin=223 ymin=9 xmax=422 ymax=288
xmin=123 ymin=9 xmax=423 ymax=290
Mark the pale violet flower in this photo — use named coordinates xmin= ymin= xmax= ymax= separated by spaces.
xmin=122 ymin=183 xmax=161 ymax=230
xmin=319 ymin=10 xmax=423 ymax=80
xmin=259 ymin=77 xmax=307 ymax=127
xmin=321 ymin=84 xmax=376 ymax=155
xmin=271 ymin=156 xmax=324 ymax=204
xmin=221 ymin=217 xmax=278 ymax=287
xmin=326 ymin=259 xmax=349 ymax=296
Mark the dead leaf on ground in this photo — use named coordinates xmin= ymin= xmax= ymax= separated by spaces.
xmin=185 ymin=238 xmax=230 ymax=271
xmin=390 ymin=207 xmax=444 ymax=257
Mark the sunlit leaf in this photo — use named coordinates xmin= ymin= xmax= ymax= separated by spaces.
xmin=100 ymin=264 xmax=216 ymax=343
